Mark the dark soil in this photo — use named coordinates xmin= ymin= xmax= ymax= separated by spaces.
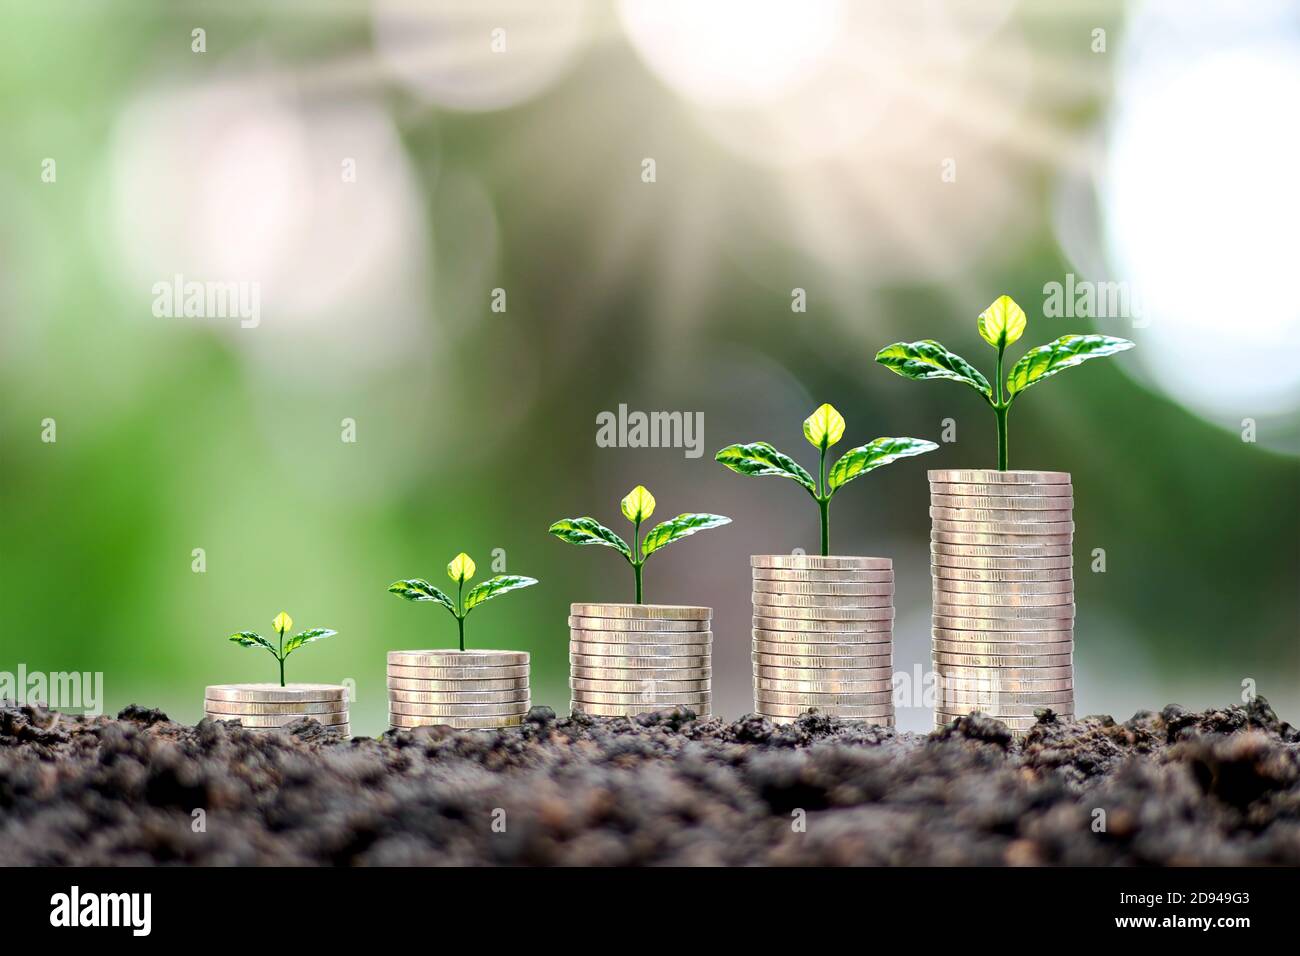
xmin=2 ymin=699 xmax=1298 ymax=865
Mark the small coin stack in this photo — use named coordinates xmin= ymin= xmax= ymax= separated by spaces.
xmin=569 ymin=603 xmax=712 ymax=717
xmin=387 ymin=649 xmax=530 ymax=730
xmin=929 ymin=469 xmax=1075 ymax=732
xmin=204 ymin=683 xmax=349 ymax=736
xmin=751 ymin=555 xmax=895 ymax=725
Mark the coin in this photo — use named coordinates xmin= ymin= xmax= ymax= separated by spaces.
xmin=387 ymin=663 xmax=529 ymax=680
xmin=933 ymin=626 xmax=1074 ymax=641
xmin=387 ymin=676 xmax=530 ymax=691
xmin=936 ymin=688 xmax=1075 ymax=704
xmin=751 ymin=592 xmax=894 ymax=609
xmin=567 ymin=628 xmax=714 ymax=645
xmin=569 ymin=655 xmax=712 ymax=671
xmin=932 ymin=533 xmax=1074 ymax=549
xmin=204 ymin=683 xmax=346 ymax=703
xmin=935 ymin=642 xmax=1076 ymax=658
xmin=752 ymin=569 xmax=895 ymax=584
xmin=752 ymin=642 xmax=893 ymax=660
xmin=388 ymin=701 xmax=531 ymax=717
xmin=933 ymin=556 xmax=1073 ymax=573
xmin=930 ymin=507 xmax=1074 ymax=525
xmin=569 ymin=641 xmax=709 ymax=657
xmin=934 ymin=712 xmax=1062 ymax=728
xmin=752 ymin=626 xmax=892 ymax=644
xmin=570 ymin=603 xmax=711 ymax=620
xmin=751 ymin=555 xmax=891 ymax=570
xmin=754 ymin=665 xmax=896 ymax=681
xmin=933 ymin=565 xmax=1073 ymax=582
xmin=387 ymin=650 xmax=528 ymax=667
xmin=754 ymin=677 xmax=894 ymax=693
xmin=934 ymin=601 xmax=1077 ymax=619
xmin=752 ymin=615 xmax=892 ymax=632
xmin=934 ymin=578 xmax=1073 ymax=594
xmin=928 ymin=481 xmax=1073 ymax=498
xmin=756 ymin=703 xmax=894 ymax=719
xmin=570 ymin=665 xmax=712 ymax=681
xmin=753 ymin=656 xmax=892 ymax=673
xmin=929 ymin=469 xmax=1070 ymax=485
xmin=207 ymin=711 xmax=348 ymax=727
xmin=930 ymin=494 xmax=1075 ymax=510
xmin=204 ymin=699 xmax=345 ymax=715
xmin=568 ymin=615 xmax=709 ymax=632
xmin=751 ymin=580 xmax=895 ymax=596
xmin=937 ymin=677 xmax=1075 ymax=692
xmin=570 ymin=678 xmax=710 ymax=693
xmin=572 ymin=701 xmax=710 ymax=717
xmin=931 ymin=542 xmax=1073 ymax=558
xmin=933 ymin=590 xmax=1074 ymax=608
xmin=750 ymin=603 xmax=894 ymax=621
xmin=934 ymin=614 xmax=1073 ymax=632
xmin=756 ymin=689 xmax=893 ymax=705
xmin=935 ymin=665 xmax=1074 ymax=681
xmin=389 ymin=713 xmax=524 ymax=729
xmin=573 ymin=690 xmax=712 ymax=706
xmin=932 ymin=651 xmax=1072 ymax=668
xmin=387 ymin=688 xmax=530 ymax=704
xmin=932 ymin=519 xmax=1075 ymax=537
xmin=935 ymin=704 xmax=1074 ymax=718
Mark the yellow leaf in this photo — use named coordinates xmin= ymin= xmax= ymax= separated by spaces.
xmin=272 ymin=611 xmax=293 ymax=636
xmin=803 ymin=403 xmax=846 ymax=450
xmin=977 ymin=295 xmax=1027 ymax=348
xmin=621 ymin=485 xmax=656 ymax=523
xmin=447 ymin=552 xmax=476 ymax=584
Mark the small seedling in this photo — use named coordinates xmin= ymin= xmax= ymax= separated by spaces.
xmin=229 ymin=611 xmax=336 ymax=687
xmin=716 ymin=403 xmax=936 ymax=556
xmin=875 ymin=295 xmax=1134 ymax=470
xmin=549 ymin=486 xmax=730 ymax=603
xmin=389 ymin=553 xmax=538 ymax=652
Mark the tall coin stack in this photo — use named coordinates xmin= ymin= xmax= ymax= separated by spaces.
xmin=204 ymin=683 xmax=350 ymax=736
xmin=387 ymin=649 xmax=530 ymax=730
xmin=751 ymin=555 xmax=895 ymax=725
xmin=569 ymin=604 xmax=712 ymax=717
xmin=928 ymin=469 xmax=1075 ymax=732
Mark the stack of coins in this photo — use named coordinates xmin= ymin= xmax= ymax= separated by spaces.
xmin=387 ymin=649 xmax=530 ymax=730
xmin=204 ymin=683 xmax=349 ymax=736
xmin=569 ymin=604 xmax=712 ymax=717
xmin=928 ymin=469 xmax=1075 ymax=732
xmin=751 ymin=555 xmax=895 ymax=725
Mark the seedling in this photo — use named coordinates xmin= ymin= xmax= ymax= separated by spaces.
xmin=229 ymin=611 xmax=337 ymax=687
xmin=389 ymin=553 xmax=538 ymax=652
xmin=549 ymin=486 xmax=730 ymax=603
xmin=875 ymin=295 xmax=1134 ymax=470
xmin=716 ymin=404 xmax=937 ymax=556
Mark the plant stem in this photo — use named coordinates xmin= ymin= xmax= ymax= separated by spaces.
xmin=278 ymin=654 xmax=285 ymax=687
xmin=457 ymin=579 xmax=465 ymax=652
xmin=633 ymin=517 xmax=644 ymax=604
xmin=995 ymin=343 xmax=1009 ymax=471
xmin=818 ymin=444 xmax=830 ymax=556
xmin=996 ymin=404 xmax=1009 ymax=472
xmin=278 ymin=629 xmax=285 ymax=687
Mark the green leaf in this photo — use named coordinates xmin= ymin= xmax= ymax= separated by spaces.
xmin=802 ymin=403 xmax=845 ymax=450
xmin=620 ymin=485 xmax=656 ymax=523
xmin=465 ymin=575 xmax=539 ymax=612
xmin=874 ymin=340 xmax=992 ymax=400
xmin=387 ymin=579 xmax=457 ymax=614
xmin=284 ymin=628 xmax=337 ymax=656
xmin=1005 ymin=334 xmax=1135 ymax=398
xmin=547 ymin=517 xmax=632 ymax=560
xmin=827 ymin=437 xmax=939 ymax=492
xmin=641 ymin=513 xmax=731 ymax=557
xmin=977 ymin=295 xmax=1027 ymax=348
xmin=229 ymin=631 xmax=277 ymax=653
xmin=714 ymin=442 xmax=816 ymax=494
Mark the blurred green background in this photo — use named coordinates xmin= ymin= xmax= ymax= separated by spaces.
xmin=1 ymin=0 xmax=1296 ymax=734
